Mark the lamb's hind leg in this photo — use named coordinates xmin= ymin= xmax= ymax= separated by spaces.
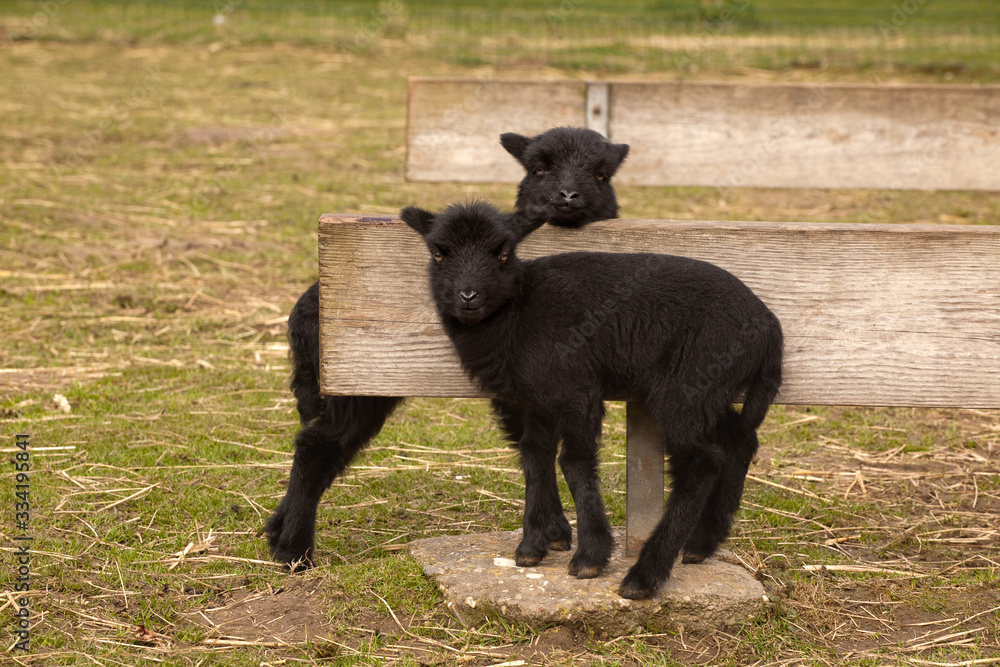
xmin=619 ymin=436 xmax=724 ymax=599
xmin=266 ymin=395 xmax=400 ymax=567
xmin=513 ymin=413 xmax=565 ymax=566
xmin=494 ymin=399 xmax=571 ymax=551
xmin=683 ymin=409 xmax=758 ymax=564
xmin=558 ymin=400 xmax=614 ymax=579
xmin=287 ymin=281 xmax=324 ymax=427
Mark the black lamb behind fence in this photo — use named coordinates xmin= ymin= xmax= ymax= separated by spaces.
xmin=402 ymin=200 xmax=783 ymax=600
xmin=267 ymin=128 xmax=630 ymax=566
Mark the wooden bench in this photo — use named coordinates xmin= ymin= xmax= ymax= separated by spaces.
xmin=317 ymin=215 xmax=1000 ymax=554
xmin=406 ymin=77 xmax=1000 ymax=190
xmin=319 ymin=77 xmax=999 ymax=554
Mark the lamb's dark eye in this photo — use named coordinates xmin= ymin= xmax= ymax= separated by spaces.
xmin=498 ymin=250 xmax=509 ymax=263
xmin=595 ymin=173 xmax=606 ymax=182
xmin=433 ymin=251 xmax=444 ymax=263
xmin=534 ymin=166 xmax=546 ymax=176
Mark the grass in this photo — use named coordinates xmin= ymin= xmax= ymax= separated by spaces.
xmin=1 ymin=4 xmax=1000 ymax=665
xmin=3 ymin=0 xmax=1000 ymax=78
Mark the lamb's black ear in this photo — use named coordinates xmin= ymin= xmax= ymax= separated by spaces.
xmin=500 ymin=132 xmax=531 ymax=167
xmin=400 ymin=206 xmax=435 ymax=237
xmin=607 ymin=143 xmax=630 ymax=176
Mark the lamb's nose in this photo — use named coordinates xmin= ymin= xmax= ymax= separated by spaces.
xmin=459 ymin=290 xmax=478 ymax=304
xmin=560 ymin=190 xmax=578 ymax=201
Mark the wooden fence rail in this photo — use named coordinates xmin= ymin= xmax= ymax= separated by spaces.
xmin=407 ymin=77 xmax=1000 ymax=190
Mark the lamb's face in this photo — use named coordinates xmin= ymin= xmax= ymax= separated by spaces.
xmin=402 ymin=202 xmax=523 ymax=326
xmin=501 ymin=127 xmax=629 ymax=228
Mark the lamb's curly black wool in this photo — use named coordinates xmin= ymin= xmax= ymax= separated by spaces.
xmin=403 ymin=201 xmax=783 ymax=599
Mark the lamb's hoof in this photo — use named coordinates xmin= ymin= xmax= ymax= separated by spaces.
xmin=544 ymin=516 xmax=572 ymax=551
xmin=269 ymin=544 xmax=315 ymax=570
xmin=266 ymin=531 xmax=315 ymax=570
xmin=618 ymin=580 xmax=653 ymax=600
xmin=549 ymin=537 xmax=571 ymax=551
xmin=618 ymin=571 xmax=656 ymax=600
xmin=682 ymin=551 xmax=709 ymax=564
xmin=568 ymin=554 xmax=604 ymax=579
xmin=514 ymin=541 xmax=546 ymax=567
xmin=264 ymin=505 xmax=316 ymax=569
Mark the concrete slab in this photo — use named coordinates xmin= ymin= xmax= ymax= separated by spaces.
xmin=408 ymin=528 xmax=765 ymax=635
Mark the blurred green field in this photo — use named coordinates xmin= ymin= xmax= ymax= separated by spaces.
xmin=4 ymin=0 xmax=1000 ymax=75
xmin=2 ymin=3 xmax=1000 ymax=665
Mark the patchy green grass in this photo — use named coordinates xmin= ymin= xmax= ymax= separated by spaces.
xmin=2 ymin=0 xmax=1000 ymax=79
xmin=1 ymin=12 xmax=999 ymax=666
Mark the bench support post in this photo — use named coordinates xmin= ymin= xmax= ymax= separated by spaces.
xmin=625 ymin=401 xmax=663 ymax=557
xmin=585 ymin=82 xmax=610 ymax=138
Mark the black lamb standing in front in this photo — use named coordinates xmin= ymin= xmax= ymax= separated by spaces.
xmin=267 ymin=128 xmax=630 ymax=567
xmin=493 ymin=127 xmax=629 ymax=550
xmin=402 ymin=201 xmax=783 ymax=600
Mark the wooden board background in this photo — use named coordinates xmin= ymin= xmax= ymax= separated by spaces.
xmin=406 ymin=78 xmax=1000 ymax=190
xmin=407 ymin=78 xmax=586 ymax=183
xmin=318 ymin=215 xmax=1000 ymax=408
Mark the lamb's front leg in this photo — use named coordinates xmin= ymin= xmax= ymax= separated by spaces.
xmin=558 ymin=406 xmax=614 ymax=579
xmin=513 ymin=415 xmax=565 ymax=566
xmin=494 ymin=399 xmax=571 ymax=551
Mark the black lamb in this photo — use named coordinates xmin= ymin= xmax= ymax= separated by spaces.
xmin=267 ymin=128 xmax=630 ymax=566
xmin=402 ymin=201 xmax=783 ymax=600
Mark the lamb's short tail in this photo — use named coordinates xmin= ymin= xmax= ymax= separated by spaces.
xmin=740 ymin=317 xmax=784 ymax=431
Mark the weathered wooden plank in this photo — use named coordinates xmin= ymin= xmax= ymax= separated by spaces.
xmin=406 ymin=77 xmax=586 ymax=182
xmin=406 ymin=77 xmax=1000 ymax=190
xmin=610 ymin=81 xmax=1000 ymax=190
xmin=318 ymin=214 xmax=1000 ymax=408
